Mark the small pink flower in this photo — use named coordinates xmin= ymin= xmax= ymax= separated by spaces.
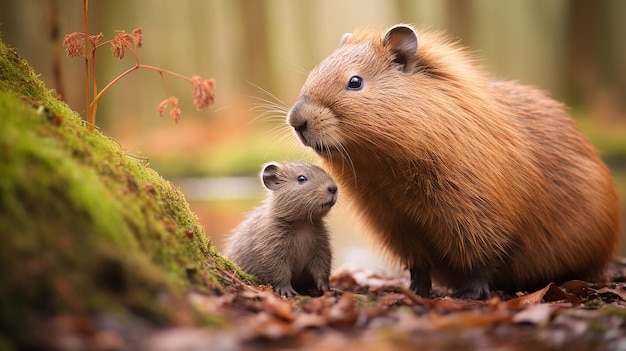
xmin=63 ymin=32 xmax=85 ymax=57
xmin=191 ymin=76 xmax=215 ymax=111
xmin=111 ymin=30 xmax=134 ymax=59
xmin=169 ymin=105 xmax=182 ymax=123
xmin=158 ymin=96 xmax=182 ymax=123
xmin=132 ymin=28 xmax=143 ymax=48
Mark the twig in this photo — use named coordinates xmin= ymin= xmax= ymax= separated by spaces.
xmin=63 ymin=0 xmax=215 ymax=131
xmin=398 ymin=285 xmax=428 ymax=305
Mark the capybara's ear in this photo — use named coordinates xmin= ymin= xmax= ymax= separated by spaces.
xmin=340 ymin=32 xmax=351 ymax=46
xmin=261 ymin=162 xmax=281 ymax=191
xmin=383 ymin=24 xmax=419 ymax=73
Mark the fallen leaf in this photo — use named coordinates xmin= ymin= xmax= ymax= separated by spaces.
xmin=292 ymin=313 xmax=327 ymax=330
xmin=543 ymin=283 xmax=582 ymax=304
xmin=426 ymin=296 xmax=484 ymax=312
xmin=596 ymin=286 xmax=626 ymax=302
xmin=506 ymin=283 xmax=569 ymax=309
xmin=327 ymin=292 xmax=359 ymax=327
xmin=512 ymin=303 xmax=556 ymax=324
xmin=376 ymin=292 xmax=414 ymax=306
xmin=560 ymin=280 xmax=596 ymax=299
xmin=262 ymin=293 xmax=296 ymax=321
xmin=249 ymin=312 xmax=293 ymax=340
xmin=430 ymin=309 xmax=512 ymax=328
xmin=300 ymin=294 xmax=332 ymax=315
xmin=140 ymin=328 xmax=212 ymax=351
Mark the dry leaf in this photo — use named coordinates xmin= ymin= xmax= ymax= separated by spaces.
xmin=596 ymin=286 xmax=626 ymax=302
xmin=506 ymin=283 xmax=553 ymax=309
xmin=292 ymin=313 xmax=327 ymax=330
xmin=426 ymin=296 xmax=484 ymax=311
xmin=250 ymin=312 xmax=293 ymax=340
xmin=262 ymin=293 xmax=296 ymax=321
xmin=543 ymin=283 xmax=582 ymax=304
xmin=430 ymin=310 xmax=512 ymax=328
xmin=327 ymin=293 xmax=359 ymax=327
xmin=512 ymin=303 xmax=556 ymax=324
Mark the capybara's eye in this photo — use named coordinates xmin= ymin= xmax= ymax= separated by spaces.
xmin=297 ymin=175 xmax=308 ymax=184
xmin=347 ymin=76 xmax=364 ymax=90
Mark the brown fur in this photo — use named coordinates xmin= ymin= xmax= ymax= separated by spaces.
xmin=224 ymin=161 xmax=337 ymax=297
xmin=287 ymin=24 xmax=621 ymax=299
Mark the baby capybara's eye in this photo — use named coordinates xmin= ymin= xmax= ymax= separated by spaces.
xmin=347 ymin=76 xmax=364 ymax=90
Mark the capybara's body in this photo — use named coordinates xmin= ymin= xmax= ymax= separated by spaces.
xmin=225 ymin=162 xmax=337 ymax=297
xmin=287 ymin=24 xmax=621 ymax=299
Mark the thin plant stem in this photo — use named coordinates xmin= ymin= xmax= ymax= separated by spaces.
xmin=90 ymin=64 xmax=195 ymax=110
xmin=90 ymin=43 xmax=98 ymax=129
xmin=83 ymin=0 xmax=92 ymax=130
xmin=159 ymin=71 xmax=171 ymax=98
xmin=90 ymin=65 xmax=139 ymax=111
xmin=64 ymin=3 xmax=215 ymax=129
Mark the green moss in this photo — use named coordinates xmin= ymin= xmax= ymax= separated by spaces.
xmin=0 ymin=38 xmax=253 ymax=344
xmin=600 ymin=305 xmax=626 ymax=320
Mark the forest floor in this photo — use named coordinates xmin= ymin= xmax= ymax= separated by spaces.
xmin=42 ymin=259 xmax=626 ymax=351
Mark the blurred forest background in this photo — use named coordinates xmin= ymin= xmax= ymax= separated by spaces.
xmin=1 ymin=0 xmax=625 ymax=269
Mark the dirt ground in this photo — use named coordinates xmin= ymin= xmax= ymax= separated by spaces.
xmin=37 ymin=259 xmax=626 ymax=351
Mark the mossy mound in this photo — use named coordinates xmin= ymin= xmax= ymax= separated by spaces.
xmin=0 ymin=38 xmax=252 ymax=347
